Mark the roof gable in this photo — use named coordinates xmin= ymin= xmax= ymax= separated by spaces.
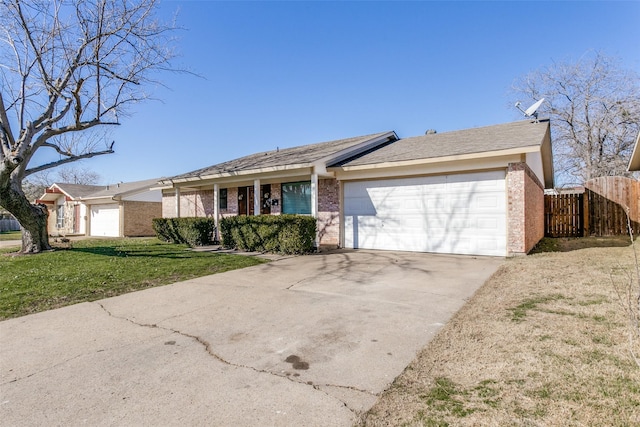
xmin=53 ymin=183 xmax=104 ymax=199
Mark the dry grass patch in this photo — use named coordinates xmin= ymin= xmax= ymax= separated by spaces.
xmin=361 ymin=237 xmax=640 ymax=426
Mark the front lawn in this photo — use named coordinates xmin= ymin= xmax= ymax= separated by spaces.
xmin=0 ymin=238 xmax=265 ymax=319
xmin=0 ymin=230 xmax=21 ymax=241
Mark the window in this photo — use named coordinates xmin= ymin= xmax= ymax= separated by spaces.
xmin=219 ymin=188 xmax=228 ymax=210
xmin=56 ymin=204 xmax=65 ymax=228
xmin=282 ymin=181 xmax=311 ymax=214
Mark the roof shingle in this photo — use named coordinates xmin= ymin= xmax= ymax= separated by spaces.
xmin=334 ymin=120 xmax=550 ymax=167
xmin=165 ymin=132 xmax=393 ymax=181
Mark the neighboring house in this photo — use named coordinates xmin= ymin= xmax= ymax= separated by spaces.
xmin=37 ymin=179 xmax=162 ymax=237
xmin=629 ymin=131 xmax=640 ymax=172
xmin=159 ymin=120 xmax=554 ymax=257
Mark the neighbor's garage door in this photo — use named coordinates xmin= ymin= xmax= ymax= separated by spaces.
xmin=343 ymin=171 xmax=506 ymax=256
xmin=90 ymin=204 xmax=120 ymax=237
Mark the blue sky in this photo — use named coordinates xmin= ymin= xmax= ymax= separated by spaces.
xmin=73 ymin=0 xmax=640 ymax=184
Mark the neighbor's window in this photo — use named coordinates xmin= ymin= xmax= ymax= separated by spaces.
xmin=282 ymin=181 xmax=311 ymax=214
xmin=219 ymin=188 xmax=228 ymax=210
xmin=56 ymin=204 xmax=65 ymax=228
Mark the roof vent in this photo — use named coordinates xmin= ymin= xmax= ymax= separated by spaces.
xmin=425 ymin=129 xmax=437 ymax=135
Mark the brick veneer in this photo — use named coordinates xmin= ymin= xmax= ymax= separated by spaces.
xmin=123 ymin=201 xmax=162 ymax=236
xmin=162 ymin=190 xmax=214 ymax=217
xmin=318 ymin=178 xmax=340 ymax=247
xmin=507 ymin=162 xmax=545 ymax=255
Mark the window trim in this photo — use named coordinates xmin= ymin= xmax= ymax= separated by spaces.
xmin=219 ymin=188 xmax=228 ymax=210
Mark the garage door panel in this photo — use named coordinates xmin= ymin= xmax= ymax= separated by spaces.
xmin=90 ymin=204 xmax=119 ymax=237
xmin=344 ymin=171 xmax=506 ymax=256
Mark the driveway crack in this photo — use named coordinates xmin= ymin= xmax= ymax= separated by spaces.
xmin=95 ymin=303 xmax=366 ymax=416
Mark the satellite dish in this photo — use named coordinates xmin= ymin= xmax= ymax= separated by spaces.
xmin=515 ymin=98 xmax=545 ymax=121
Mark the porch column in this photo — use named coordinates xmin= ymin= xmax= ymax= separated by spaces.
xmin=253 ymin=179 xmax=260 ymax=216
xmin=175 ymin=187 xmax=181 ymax=218
xmin=311 ymin=172 xmax=319 ymax=250
xmin=213 ymin=183 xmax=219 ymax=242
xmin=311 ymin=172 xmax=318 ymax=218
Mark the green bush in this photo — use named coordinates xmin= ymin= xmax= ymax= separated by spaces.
xmin=152 ymin=217 xmax=216 ymax=247
xmin=219 ymin=215 xmax=316 ymax=254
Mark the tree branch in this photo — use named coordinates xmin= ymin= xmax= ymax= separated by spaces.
xmin=25 ymin=143 xmax=115 ymax=176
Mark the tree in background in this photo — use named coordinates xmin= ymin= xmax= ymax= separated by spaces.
xmin=0 ymin=0 xmax=177 ymax=253
xmin=511 ymin=51 xmax=640 ymax=187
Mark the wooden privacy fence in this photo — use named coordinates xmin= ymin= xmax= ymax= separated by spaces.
xmin=585 ymin=176 xmax=640 ymax=236
xmin=545 ymin=193 xmax=584 ymax=237
xmin=544 ymin=176 xmax=640 ymax=238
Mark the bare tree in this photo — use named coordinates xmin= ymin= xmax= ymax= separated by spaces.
xmin=0 ymin=0 xmax=177 ymax=253
xmin=56 ymin=166 xmax=101 ymax=186
xmin=22 ymin=166 xmax=101 ymax=202
xmin=511 ymin=51 xmax=640 ymax=187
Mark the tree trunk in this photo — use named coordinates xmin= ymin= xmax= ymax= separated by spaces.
xmin=0 ymin=172 xmax=51 ymax=254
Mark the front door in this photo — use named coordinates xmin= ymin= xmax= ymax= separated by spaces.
xmin=238 ymin=185 xmax=271 ymax=216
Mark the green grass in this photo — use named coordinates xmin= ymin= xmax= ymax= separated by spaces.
xmin=0 ymin=230 xmax=21 ymax=241
xmin=508 ymin=293 xmax=566 ymax=322
xmin=0 ymin=238 xmax=266 ymax=319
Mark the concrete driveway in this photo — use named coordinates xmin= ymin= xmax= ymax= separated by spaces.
xmin=1 ymin=250 xmax=502 ymax=426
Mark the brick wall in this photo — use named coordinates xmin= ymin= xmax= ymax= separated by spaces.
xmin=507 ymin=162 xmax=545 ymax=255
xmin=162 ymin=190 xmax=214 ymax=218
xmin=318 ymin=178 xmax=340 ymax=247
xmin=162 ymin=191 xmax=176 ymax=218
xmin=123 ymin=201 xmax=162 ymax=236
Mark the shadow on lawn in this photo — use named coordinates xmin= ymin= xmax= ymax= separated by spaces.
xmin=530 ymin=236 xmax=633 ymax=254
xmin=64 ymin=246 xmax=198 ymax=259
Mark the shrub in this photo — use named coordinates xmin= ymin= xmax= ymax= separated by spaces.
xmin=219 ymin=215 xmax=316 ymax=254
xmin=152 ymin=217 xmax=216 ymax=247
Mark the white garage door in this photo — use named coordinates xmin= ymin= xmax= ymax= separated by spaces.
xmin=343 ymin=171 xmax=506 ymax=256
xmin=90 ymin=204 xmax=120 ymax=237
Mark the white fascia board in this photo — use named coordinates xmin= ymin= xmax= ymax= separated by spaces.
xmin=333 ymin=154 xmax=523 ymax=181
xmin=167 ymin=163 xmax=312 ymax=185
xmin=169 ymin=166 xmax=314 ymax=189
xmin=38 ymin=192 xmax=64 ymax=202
xmin=317 ymin=131 xmax=398 ymax=166
xmin=80 ymin=197 xmax=117 ymax=205
xmin=150 ymin=184 xmax=175 ymax=191
xmin=331 ymin=146 xmax=540 ymax=174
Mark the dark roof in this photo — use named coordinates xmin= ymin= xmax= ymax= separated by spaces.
xmin=165 ymin=131 xmax=394 ymax=182
xmin=335 ymin=120 xmax=550 ymax=167
xmin=54 ymin=183 xmax=104 ymax=198
xmin=83 ymin=178 xmax=161 ymax=199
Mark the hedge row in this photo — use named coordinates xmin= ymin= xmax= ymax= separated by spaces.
xmin=219 ymin=215 xmax=316 ymax=254
xmin=152 ymin=217 xmax=216 ymax=247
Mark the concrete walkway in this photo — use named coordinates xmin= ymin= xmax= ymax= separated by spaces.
xmin=1 ymin=250 xmax=502 ymax=426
